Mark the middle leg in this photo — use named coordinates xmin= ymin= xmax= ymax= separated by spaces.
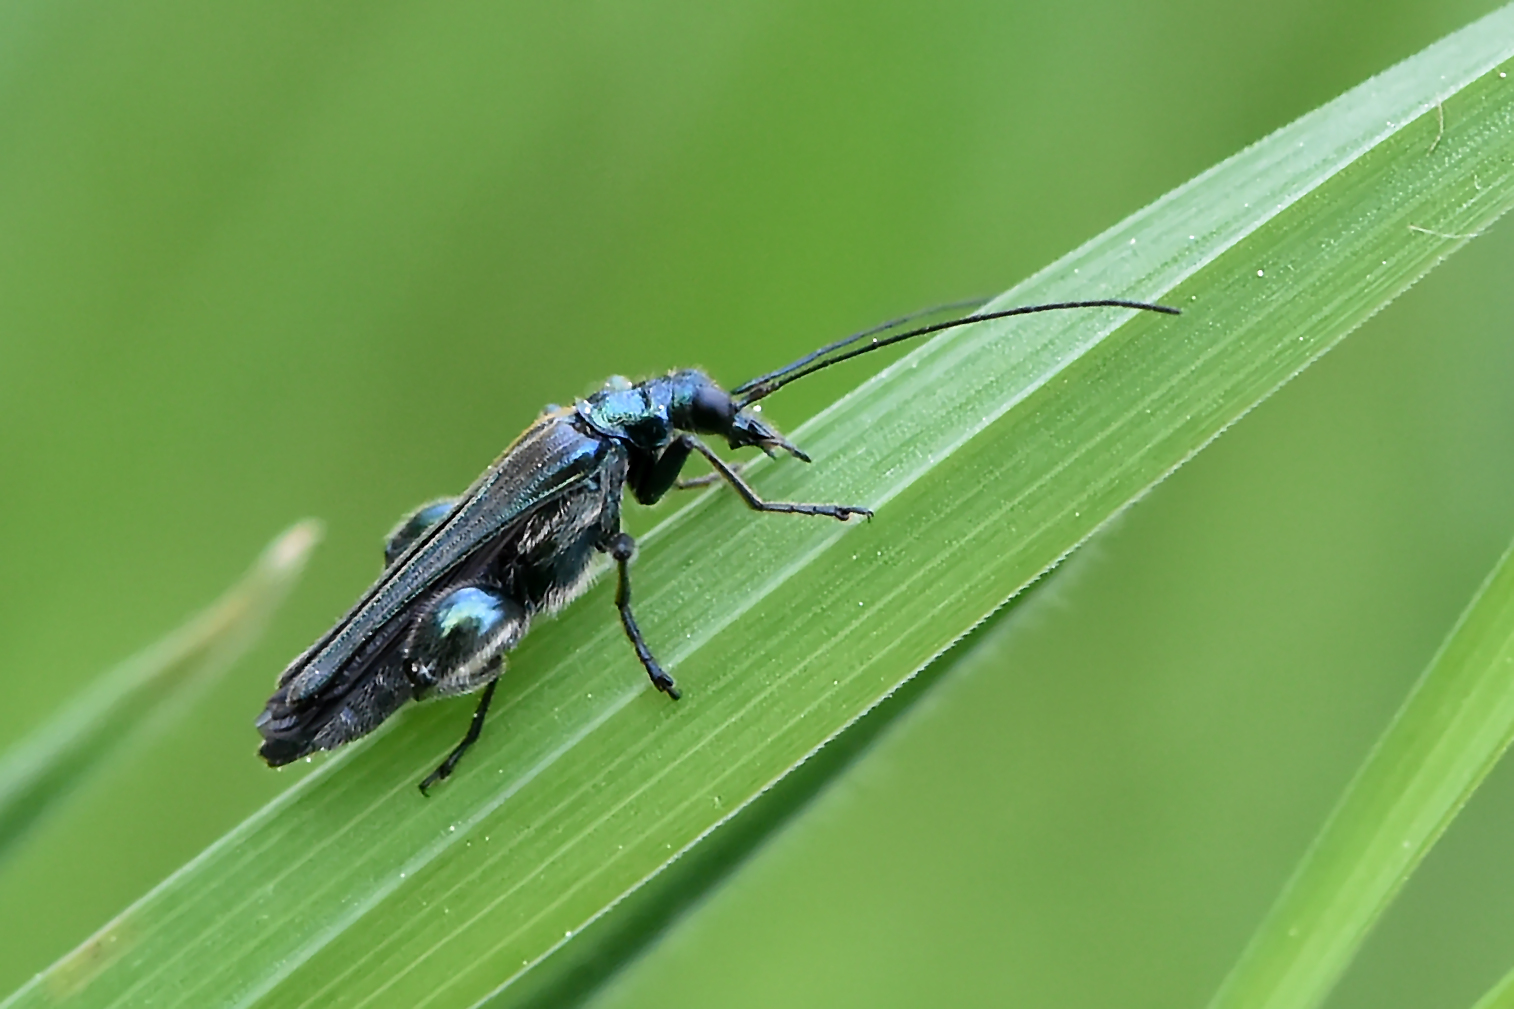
xmin=604 ymin=531 xmax=680 ymax=699
xmin=672 ymin=463 xmax=742 ymax=490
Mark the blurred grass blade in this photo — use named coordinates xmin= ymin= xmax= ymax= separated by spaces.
xmin=1472 ymin=965 xmax=1514 ymax=1009
xmin=0 ymin=521 xmax=321 ymax=860
xmin=1206 ymin=536 xmax=1514 ymax=1009
xmin=5 ymin=8 xmax=1514 ymax=1009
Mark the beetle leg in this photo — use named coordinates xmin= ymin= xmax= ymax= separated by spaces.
xmin=672 ymin=464 xmax=741 ymax=491
xmin=682 ymin=435 xmax=872 ymax=521
xmin=384 ymin=497 xmax=459 ymax=567
xmin=604 ymin=531 xmax=680 ymax=699
xmin=404 ymin=584 xmax=527 ymax=792
xmin=630 ymin=437 xmax=694 ymax=505
xmin=420 ymin=680 xmax=497 ymax=795
xmin=404 ymin=585 xmax=525 ymax=696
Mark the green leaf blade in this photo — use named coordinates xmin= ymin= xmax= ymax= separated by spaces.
xmin=1471 ymin=963 xmax=1514 ymax=1009
xmin=6 ymin=8 xmax=1514 ymax=1008
xmin=1208 ymin=535 xmax=1514 ymax=1009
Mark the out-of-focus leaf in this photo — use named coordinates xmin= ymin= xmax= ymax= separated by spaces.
xmin=1470 ymin=963 xmax=1514 ymax=1009
xmin=1207 ymin=535 xmax=1514 ymax=1009
xmin=0 ymin=521 xmax=321 ymax=860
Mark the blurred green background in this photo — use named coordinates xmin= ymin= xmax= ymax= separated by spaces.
xmin=1 ymin=0 xmax=1511 ymax=1006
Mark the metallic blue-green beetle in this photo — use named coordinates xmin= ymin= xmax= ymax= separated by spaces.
xmin=256 ymin=298 xmax=1177 ymax=791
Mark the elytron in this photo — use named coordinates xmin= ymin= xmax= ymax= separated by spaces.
xmin=256 ymin=297 xmax=1178 ymax=791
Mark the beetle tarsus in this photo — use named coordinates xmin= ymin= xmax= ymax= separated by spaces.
xmin=419 ymin=678 xmax=499 ymax=794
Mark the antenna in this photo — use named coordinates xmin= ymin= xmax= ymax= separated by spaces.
xmin=734 ymin=297 xmax=991 ymax=398
xmin=733 ymin=298 xmax=1180 ymax=407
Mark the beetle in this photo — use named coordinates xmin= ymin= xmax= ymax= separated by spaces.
xmin=256 ymin=297 xmax=1178 ymax=791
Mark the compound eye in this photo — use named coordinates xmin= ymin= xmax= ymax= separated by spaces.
xmin=690 ymin=384 xmax=736 ymax=433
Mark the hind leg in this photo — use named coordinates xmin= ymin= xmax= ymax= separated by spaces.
xmin=384 ymin=498 xmax=458 ymax=567
xmin=404 ymin=584 xmax=528 ymax=792
xmin=420 ymin=681 xmax=498 ymax=794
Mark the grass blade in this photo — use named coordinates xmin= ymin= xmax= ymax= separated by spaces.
xmin=1472 ymin=965 xmax=1514 ymax=1009
xmin=5 ymin=8 xmax=1514 ymax=1008
xmin=1207 ymin=537 xmax=1514 ymax=1009
xmin=0 ymin=521 xmax=321 ymax=861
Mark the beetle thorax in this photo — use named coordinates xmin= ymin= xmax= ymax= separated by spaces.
xmin=576 ymin=376 xmax=677 ymax=451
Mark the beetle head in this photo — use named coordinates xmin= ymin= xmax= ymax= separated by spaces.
xmin=668 ymin=370 xmax=809 ymax=461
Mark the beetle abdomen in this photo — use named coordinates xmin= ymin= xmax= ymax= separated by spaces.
xmin=257 ymin=653 xmax=414 ymax=766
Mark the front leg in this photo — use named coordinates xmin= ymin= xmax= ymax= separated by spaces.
xmin=681 ymin=435 xmax=872 ymax=521
xmin=630 ymin=437 xmax=695 ymax=505
xmin=602 ymin=531 xmax=680 ymax=699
